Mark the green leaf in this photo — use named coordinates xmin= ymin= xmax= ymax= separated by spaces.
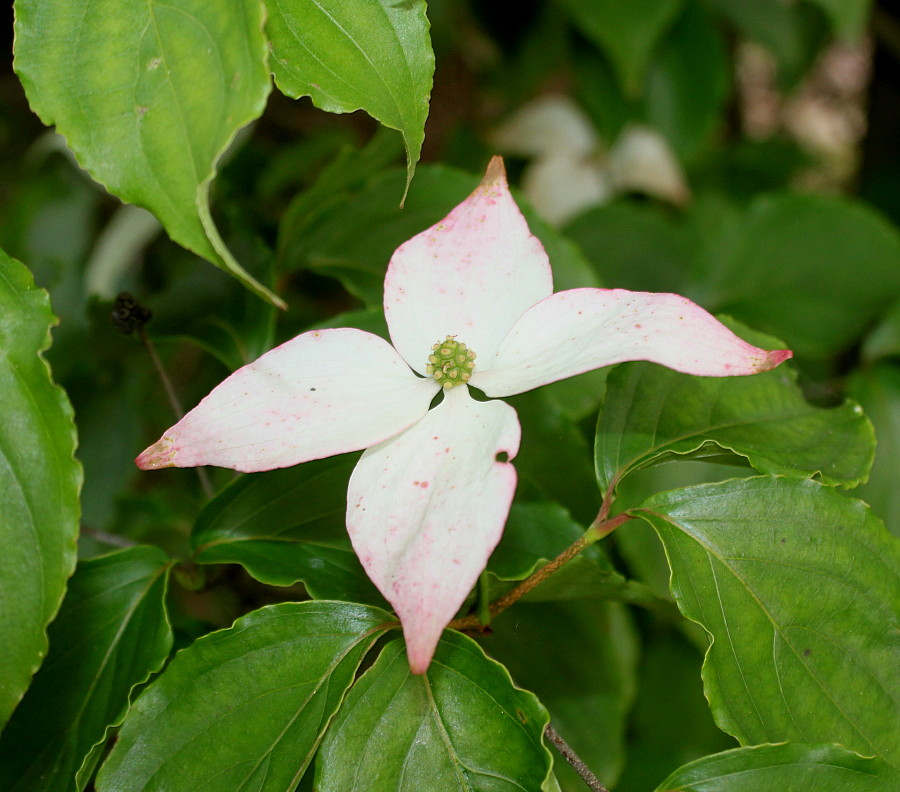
xmin=571 ymin=43 xmax=632 ymax=145
xmin=265 ymin=0 xmax=434 ymax=195
xmin=95 ymin=601 xmax=392 ymax=792
xmin=556 ymin=0 xmax=684 ymax=94
xmin=518 ymin=202 xmax=600 ymax=293
xmin=0 ymin=250 xmax=80 ymax=726
xmin=315 ymin=633 xmax=552 ymax=791
xmin=277 ymin=128 xmax=406 ymax=272
xmin=480 ymin=601 xmax=638 ymax=788
xmin=848 ymin=363 xmax=900 ymax=537
xmin=0 ymin=546 xmax=173 ymax=792
xmin=13 ymin=0 xmax=280 ymax=306
xmin=564 ymin=201 xmax=691 ymax=293
xmin=596 ymin=330 xmax=875 ymax=495
xmin=615 ymin=627 xmax=733 ymax=792
xmin=637 ymin=477 xmax=900 ymax=766
xmin=698 ymin=194 xmax=900 ymax=361
xmin=656 ymin=743 xmax=900 ymax=792
xmin=279 ymin=165 xmax=474 ymax=306
xmin=808 ymin=0 xmax=873 ymax=39
xmin=279 ymin=163 xmax=597 ymax=309
xmin=644 ymin=0 xmax=729 ymax=164
xmin=488 ymin=502 xmax=667 ymax=609
xmin=507 ymin=388 xmax=599 ymax=526
xmin=192 ymin=454 xmax=386 ymax=605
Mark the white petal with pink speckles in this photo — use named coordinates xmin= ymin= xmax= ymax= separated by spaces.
xmin=135 ymin=328 xmax=439 ymax=473
xmin=472 ymin=288 xmax=793 ymax=397
xmin=346 ymin=385 xmax=520 ymax=674
xmin=384 ymin=157 xmax=553 ymax=374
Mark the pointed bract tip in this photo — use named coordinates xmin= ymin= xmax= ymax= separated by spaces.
xmin=407 ymin=646 xmax=434 ymax=676
xmin=135 ymin=436 xmax=177 ymax=470
xmin=403 ymin=627 xmax=441 ymax=675
xmin=763 ymin=348 xmax=793 ymax=370
xmin=482 ymin=155 xmax=508 ymax=188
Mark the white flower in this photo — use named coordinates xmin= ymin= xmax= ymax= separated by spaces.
xmin=137 ymin=158 xmax=790 ymax=673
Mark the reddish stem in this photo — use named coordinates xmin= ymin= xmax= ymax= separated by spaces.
xmin=450 ymin=512 xmax=632 ymax=631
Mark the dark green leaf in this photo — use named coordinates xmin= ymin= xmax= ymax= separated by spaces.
xmin=265 ymin=0 xmax=433 ymax=194
xmin=564 ymin=200 xmax=691 ymax=293
xmin=556 ymin=0 xmax=684 ymax=94
xmin=95 ymin=602 xmax=392 ymax=792
xmin=644 ymin=0 xmax=729 ymax=164
xmin=571 ymin=44 xmax=632 ymax=144
xmin=507 ymin=388 xmax=599 ymax=526
xmin=0 ymin=546 xmax=173 ymax=792
xmin=538 ymin=368 xmax=608 ymax=424
xmin=614 ymin=627 xmax=733 ymax=792
xmin=808 ymin=0 xmax=873 ymax=39
xmin=489 ymin=502 xmax=666 ymax=609
xmin=656 ymin=743 xmax=900 ymax=792
xmin=279 ymin=163 xmax=597 ymax=309
xmin=0 ymin=250 xmax=80 ymax=725
xmin=277 ymin=128 xmax=405 ymax=274
xmin=637 ymin=477 xmax=900 ymax=765
xmin=596 ymin=326 xmax=875 ymax=494
xmin=480 ymin=601 xmax=638 ymax=788
xmin=279 ymin=166 xmax=474 ymax=306
xmin=14 ymin=0 xmax=279 ymax=305
xmin=315 ymin=634 xmax=552 ymax=791
xmin=518 ymin=203 xmax=600 ymax=293
xmin=192 ymin=454 xmax=386 ymax=604
xmin=698 ymin=194 xmax=900 ymax=361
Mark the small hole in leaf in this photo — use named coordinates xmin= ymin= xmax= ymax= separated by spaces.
xmin=495 ymin=451 xmax=509 ymax=462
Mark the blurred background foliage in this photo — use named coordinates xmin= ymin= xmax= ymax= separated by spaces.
xmin=2 ymin=1 xmax=899 ymax=788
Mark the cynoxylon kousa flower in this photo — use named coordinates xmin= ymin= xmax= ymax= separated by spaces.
xmin=137 ymin=157 xmax=791 ymax=673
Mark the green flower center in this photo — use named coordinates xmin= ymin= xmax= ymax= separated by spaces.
xmin=425 ymin=335 xmax=476 ymax=389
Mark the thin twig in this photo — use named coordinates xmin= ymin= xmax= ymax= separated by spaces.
xmin=450 ymin=513 xmax=633 ymax=632
xmin=138 ymin=327 xmax=185 ymax=418
xmin=545 ymin=724 xmax=610 ymax=792
xmin=80 ymin=526 xmax=139 ymax=548
xmin=138 ymin=327 xmax=214 ymax=499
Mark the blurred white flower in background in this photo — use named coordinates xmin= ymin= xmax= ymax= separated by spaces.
xmin=491 ymin=95 xmax=690 ymax=225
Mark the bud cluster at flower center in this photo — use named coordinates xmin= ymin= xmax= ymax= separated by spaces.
xmin=425 ymin=335 xmax=476 ymax=389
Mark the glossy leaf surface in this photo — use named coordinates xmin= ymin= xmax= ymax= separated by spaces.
xmin=316 ymin=633 xmax=552 ymax=791
xmin=266 ymin=0 xmax=434 ymax=193
xmin=13 ymin=0 xmax=278 ymax=304
xmin=0 ymin=546 xmax=172 ymax=792
xmin=596 ymin=338 xmax=873 ymax=494
xmin=657 ymin=743 xmax=900 ymax=792
xmin=96 ymin=602 xmax=392 ymax=791
xmin=192 ymin=454 xmax=386 ymax=604
xmin=480 ymin=600 xmax=638 ymax=787
xmin=638 ymin=477 xmax=900 ymax=766
xmin=0 ymin=250 xmax=80 ymax=725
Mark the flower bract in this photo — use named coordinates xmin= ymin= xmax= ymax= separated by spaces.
xmin=136 ymin=157 xmax=791 ymax=673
